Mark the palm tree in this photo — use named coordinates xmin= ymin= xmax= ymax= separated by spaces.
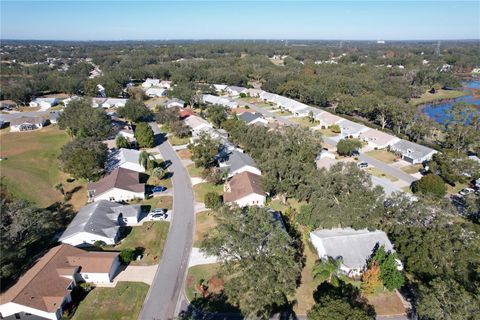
xmin=139 ymin=151 xmax=150 ymax=170
xmin=313 ymin=257 xmax=346 ymax=287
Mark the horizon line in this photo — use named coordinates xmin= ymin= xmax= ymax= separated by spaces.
xmin=2 ymin=38 xmax=480 ymax=42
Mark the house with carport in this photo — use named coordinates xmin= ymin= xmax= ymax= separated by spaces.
xmin=389 ymin=139 xmax=437 ymax=164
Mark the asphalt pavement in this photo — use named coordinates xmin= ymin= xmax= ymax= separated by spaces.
xmin=138 ymin=123 xmax=195 ymax=320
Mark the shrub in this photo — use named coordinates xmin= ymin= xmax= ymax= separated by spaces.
xmin=205 ymin=192 xmax=222 ymax=209
xmin=336 ymin=139 xmax=362 ymax=156
xmin=330 ymin=124 xmax=341 ymax=134
xmin=412 ymin=174 xmax=447 ymax=198
xmin=134 ymin=122 xmax=155 ymax=148
xmin=119 ymin=248 xmax=135 ymax=264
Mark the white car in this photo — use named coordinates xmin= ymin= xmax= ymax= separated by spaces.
xmin=459 ymin=188 xmax=475 ymax=196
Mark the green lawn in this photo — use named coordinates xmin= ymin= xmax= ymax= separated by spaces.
xmin=168 ymin=135 xmax=190 ymax=146
xmin=400 ymin=164 xmax=423 ymax=174
xmin=447 ymin=182 xmax=468 ymax=195
xmin=268 ymin=198 xmax=305 ymax=213
xmin=317 ymin=128 xmax=340 ymax=137
xmin=185 ymin=263 xmax=221 ymax=301
xmin=193 ymin=182 xmax=223 ymax=203
xmin=0 ymin=126 xmax=71 ymax=207
xmin=366 ymin=149 xmax=397 ymax=164
xmin=410 ymin=89 xmax=467 ymax=106
xmin=187 ymin=164 xmax=204 ymax=178
xmin=112 ymin=221 xmax=169 ymax=265
xmin=365 ymin=167 xmax=399 ymax=182
xmin=290 ymin=117 xmax=318 ymax=128
xmin=194 ymin=211 xmax=215 ymax=247
xmin=132 ymin=196 xmax=173 ymax=210
xmin=72 ymin=282 xmax=149 ymax=320
xmin=272 ymin=109 xmax=292 ymax=116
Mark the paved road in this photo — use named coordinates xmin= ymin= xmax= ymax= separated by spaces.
xmin=139 ymin=123 xmax=195 ymax=320
xmin=239 ymin=100 xmax=416 ymax=185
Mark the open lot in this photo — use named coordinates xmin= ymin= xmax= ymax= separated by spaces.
xmin=290 ymin=117 xmax=318 ymax=128
xmin=0 ymin=126 xmax=85 ymax=208
xmin=72 ymin=282 xmax=149 ymax=320
xmin=365 ymin=149 xmax=397 ymax=164
xmin=193 ymin=182 xmax=223 ymax=203
xmin=194 ymin=211 xmax=215 ymax=247
xmin=112 ymin=221 xmax=169 ymax=265
xmin=365 ymin=291 xmax=406 ymax=316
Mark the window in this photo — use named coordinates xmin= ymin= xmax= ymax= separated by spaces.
xmin=84 ymin=274 xmax=89 ymax=279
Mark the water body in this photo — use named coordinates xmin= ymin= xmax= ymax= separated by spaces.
xmin=422 ymin=80 xmax=480 ymax=124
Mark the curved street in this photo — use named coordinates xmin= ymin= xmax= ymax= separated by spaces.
xmin=139 ymin=123 xmax=195 ymax=320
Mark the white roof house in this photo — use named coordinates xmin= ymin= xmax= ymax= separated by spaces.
xmin=213 ymin=84 xmax=228 ymax=93
xmin=109 ymin=148 xmax=145 ymax=173
xmin=337 ymin=119 xmax=370 ymax=139
xmin=159 ymin=80 xmax=172 ymax=89
xmin=310 ymin=228 xmax=401 ymax=277
xmin=390 ymin=139 xmax=438 ymax=164
xmin=183 ymin=115 xmax=214 ymax=135
xmin=359 ymin=129 xmax=400 ymax=149
xmin=142 ymin=78 xmax=160 ymax=88
xmin=103 ymin=98 xmax=127 ymax=109
xmin=239 ymin=112 xmax=269 ymax=126
xmin=29 ymin=97 xmax=59 ymax=109
xmin=145 ymin=87 xmax=167 ymax=97
xmin=59 ymin=200 xmax=142 ymax=246
xmin=202 ymin=94 xmax=238 ymax=108
xmin=226 ymin=86 xmax=247 ymax=96
xmin=316 ymin=112 xmax=344 ymax=128
xmin=244 ymin=88 xmax=264 ymax=97
xmin=165 ymin=98 xmax=185 ymax=109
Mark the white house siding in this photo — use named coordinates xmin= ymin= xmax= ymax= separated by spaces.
xmin=93 ymin=188 xmax=145 ymax=202
xmin=60 ymin=232 xmax=117 ymax=247
xmin=80 ymin=272 xmax=112 ymax=284
xmin=0 ymin=301 xmax=65 ymax=320
xmin=119 ymin=162 xmax=145 ymax=173
xmin=233 ymin=194 xmax=265 ymax=207
xmin=230 ymin=166 xmax=262 ymax=178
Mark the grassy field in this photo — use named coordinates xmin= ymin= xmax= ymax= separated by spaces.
xmin=168 ymin=135 xmax=190 ymax=146
xmin=400 ymin=164 xmax=423 ymax=174
xmin=187 ymin=164 xmax=204 ymax=178
xmin=268 ymin=198 xmax=305 ymax=213
xmin=447 ymin=182 xmax=468 ymax=195
xmin=194 ymin=211 xmax=215 ymax=247
xmin=317 ymin=128 xmax=340 ymax=137
xmin=113 ymin=221 xmax=169 ymax=265
xmin=193 ymin=182 xmax=223 ymax=203
xmin=290 ymin=117 xmax=318 ymax=128
xmin=366 ymin=149 xmax=397 ymax=164
xmin=294 ymin=238 xmax=317 ymax=315
xmin=410 ymin=89 xmax=467 ymax=106
xmin=72 ymin=282 xmax=149 ymax=320
xmin=365 ymin=291 xmax=406 ymax=316
xmin=366 ymin=167 xmax=399 ymax=182
xmin=0 ymin=126 xmax=76 ymax=207
xmin=185 ymin=263 xmax=221 ymax=301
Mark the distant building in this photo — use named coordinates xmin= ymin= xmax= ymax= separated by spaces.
xmin=29 ymin=97 xmax=59 ymax=109
xmin=142 ymin=78 xmax=160 ymax=88
xmin=202 ymin=94 xmax=238 ymax=108
xmin=49 ymin=110 xmax=63 ymax=124
xmin=145 ymin=87 xmax=166 ymax=98
xmin=0 ymin=244 xmax=120 ymax=320
xmin=238 ymin=112 xmax=268 ymax=126
xmin=310 ymin=228 xmax=402 ymax=277
xmin=165 ymin=98 xmax=185 ymax=109
xmin=226 ymin=86 xmax=246 ymax=97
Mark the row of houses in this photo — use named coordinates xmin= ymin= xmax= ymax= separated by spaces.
xmin=6 ymin=111 xmax=62 ymax=132
xmin=141 ymin=78 xmax=172 ymax=97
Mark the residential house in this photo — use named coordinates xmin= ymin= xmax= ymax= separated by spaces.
xmin=224 ymin=171 xmax=265 ymax=207
xmin=102 ymin=98 xmax=127 ymax=109
xmin=87 ymin=167 xmax=145 ymax=202
xmin=359 ymin=128 xmax=400 ymax=149
xmin=59 ymin=200 xmax=141 ymax=246
xmin=337 ymin=119 xmax=370 ymax=139
xmin=159 ymin=80 xmax=172 ymax=89
xmin=243 ymin=88 xmax=263 ymax=97
xmin=213 ymin=84 xmax=228 ymax=93
xmin=202 ymin=94 xmax=238 ymax=108
xmin=109 ymin=148 xmax=145 ymax=173
xmin=225 ymin=86 xmax=246 ymax=96
xmin=49 ymin=111 xmax=63 ymax=124
xmin=29 ymin=97 xmax=59 ymax=109
xmin=316 ymin=112 xmax=343 ymax=128
xmin=0 ymin=100 xmax=17 ymax=110
xmin=145 ymin=87 xmax=166 ymax=98
xmin=142 ymin=78 xmax=160 ymax=88
xmin=219 ymin=150 xmax=261 ymax=178
xmin=390 ymin=139 xmax=437 ymax=164
xmin=9 ymin=116 xmax=46 ymax=132
xmin=183 ymin=115 xmax=214 ymax=137
xmin=310 ymin=228 xmax=402 ymax=277
xmin=165 ymin=98 xmax=185 ymax=109
xmin=315 ymin=150 xmax=338 ymax=170
xmin=238 ymin=112 xmax=269 ymax=126
xmin=0 ymin=244 xmax=120 ymax=320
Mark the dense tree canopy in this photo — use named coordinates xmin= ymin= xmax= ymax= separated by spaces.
xmin=58 ymin=138 xmax=108 ymax=180
xmin=116 ymin=99 xmax=153 ymax=123
xmin=134 ymin=122 xmax=155 ymax=148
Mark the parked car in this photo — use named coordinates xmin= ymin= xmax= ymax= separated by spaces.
xmin=459 ymin=188 xmax=475 ymax=196
xmin=150 ymin=212 xmax=168 ymax=220
xmin=151 ymin=208 xmax=167 ymax=215
xmin=357 ymin=162 xmax=369 ymax=169
xmin=151 ymin=186 xmax=167 ymax=193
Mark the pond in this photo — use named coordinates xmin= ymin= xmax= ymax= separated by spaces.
xmin=422 ymin=80 xmax=480 ymax=124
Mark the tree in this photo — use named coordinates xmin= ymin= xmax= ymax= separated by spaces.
xmin=115 ymin=135 xmax=130 ymax=149
xmin=330 ymin=124 xmax=341 ymax=133
xmin=201 ymin=206 xmax=302 ymax=318
xmin=188 ymin=132 xmax=220 ymax=169
xmin=336 ymin=139 xmax=362 ymax=156
xmin=58 ymin=98 xmax=112 ymax=139
xmin=204 ymin=192 xmax=222 ymax=209
xmin=117 ymin=99 xmax=153 ymax=123
xmin=206 ymin=104 xmax=227 ymax=127
xmin=370 ymin=246 xmax=404 ymax=292
xmin=58 ymin=138 xmax=108 ymax=181
xmin=155 ymin=105 xmax=180 ymax=125
xmin=361 ymin=262 xmax=382 ymax=295
xmin=119 ymin=248 xmax=135 ymax=265
xmin=201 ymin=167 xmax=225 ymax=185
xmin=152 ymin=167 xmax=167 ymax=180
xmin=412 ymin=173 xmax=447 ymax=198
xmin=139 ymin=151 xmax=155 ymax=171
xmin=444 ymin=103 xmax=480 ymax=154
xmin=134 ymin=122 xmax=155 ymax=148
xmin=313 ymin=257 xmax=347 ymax=287
xmin=171 ymin=120 xmax=191 ymax=138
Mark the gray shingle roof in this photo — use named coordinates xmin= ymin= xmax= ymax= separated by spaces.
xmin=310 ymin=228 xmax=394 ymax=269
xmin=390 ymin=139 xmax=436 ymax=161
xmin=59 ymin=200 xmax=141 ymax=242
xmin=224 ymin=150 xmax=258 ymax=174
xmin=239 ymin=112 xmax=262 ymax=124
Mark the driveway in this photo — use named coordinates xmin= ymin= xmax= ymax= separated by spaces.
xmin=138 ymin=123 xmax=195 ymax=320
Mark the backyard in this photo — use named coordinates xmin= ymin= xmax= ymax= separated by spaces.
xmin=194 ymin=211 xmax=215 ymax=247
xmin=365 ymin=291 xmax=407 ymax=317
xmin=72 ymin=282 xmax=149 ymax=320
xmin=112 ymin=221 xmax=169 ymax=265
xmin=168 ymin=135 xmax=190 ymax=146
xmin=0 ymin=126 xmax=87 ymax=208
xmin=294 ymin=238 xmax=317 ymax=315
xmin=365 ymin=149 xmax=397 ymax=164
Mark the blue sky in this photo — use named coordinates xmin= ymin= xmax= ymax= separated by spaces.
xmin=1 ymin=1 xmax=479 ymax=40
